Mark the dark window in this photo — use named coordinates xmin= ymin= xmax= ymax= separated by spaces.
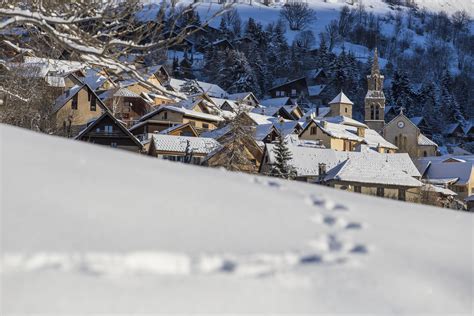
xmin=163 ymin=112 xmax=168 ymax=120
xmin=423 ymin=151 xmax=428 ymax=157
xmin=376 ymin=187 xmax=384 ymax=197
xmin=370 ymin=105 xmax=374 ymax=120
xmin=87 ymin=90 xmax=91 ymax=101
xmin=90 ymin=95 xmax=96 ymax=111
xmin=310 ymin=126 xmax=317 ymax=135
xmin=354 ymin=186 xmax=361 ymax=193
xmin=345 ymin=107 xmax=348 ymax=113
xmin=202 ymin=123 xmax=209 ymax=129
xmin=111 ymin=142 xmax=117 ymax=148
xmin=398 ymin=189 xmax=406 ymax=201
xmin=71 ymin=94 xmax=78 ymax=109
xmin=375 ymin=107 xmax=380 ymax=120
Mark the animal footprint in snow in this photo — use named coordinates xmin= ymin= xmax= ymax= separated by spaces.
xmin=306 ymin=195 xmax=349 ymax=212
xmin=345 ymin=222 xmax=364 ymax=230
xmin=350 ymin=244 xmax=370 ymax=254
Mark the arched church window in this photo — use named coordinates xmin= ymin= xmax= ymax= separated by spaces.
xmin=370 ymin=105 xmax=375 ymax=120
xmin=375 ymin=105 xmax=380 ymax=120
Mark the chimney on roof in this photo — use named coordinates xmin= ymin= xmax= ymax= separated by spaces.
xmin=377 ymin=144 xmax=384 ymax=153
xmin=322 ymin=120 xmax=328 ymax=128
xmin=357 ymin=126 xmax=366 ymax=138
xmin=318 ymin=163 xmax=327 ymax=183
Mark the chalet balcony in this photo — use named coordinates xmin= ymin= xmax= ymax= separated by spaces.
xmin=86 ymin=131 xmax=127 ymax=138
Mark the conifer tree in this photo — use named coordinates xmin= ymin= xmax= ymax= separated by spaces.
xmin=271 ymin=135 xmax=296 ymax=180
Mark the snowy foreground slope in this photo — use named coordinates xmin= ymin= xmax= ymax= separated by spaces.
xmin=1 ymin=124 xmax=473 ymax=314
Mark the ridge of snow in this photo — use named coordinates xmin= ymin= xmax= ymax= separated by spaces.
xmin=1 ymin=124 xmax=472 ymax=314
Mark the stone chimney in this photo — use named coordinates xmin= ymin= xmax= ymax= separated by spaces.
xmin=318 ymin=163 xmax=327 ymax=183
xmin=322 ymin=120 xmax=328 ymax=129
xmin=357 ymin=126 xmax=366 ymax=138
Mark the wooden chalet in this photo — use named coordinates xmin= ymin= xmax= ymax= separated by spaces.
xmin=52 ymin=83 xmax=108 ymax=137
xmin=75 ymin=110 xmax=143 ymax=152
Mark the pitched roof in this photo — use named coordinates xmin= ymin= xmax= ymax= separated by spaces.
xmin=421 ymin=161 xmax=473 ymax=185
xmin=301 ymin=120 xmax=398 ymax=150
xmin=409 ymin=116 xmax=425 ymax=126
xmin=150 ymin=134 xmax=220 ymax=154
xmin=75 ymin=111 xmax=143 ymax=148
xmin=159 ymin=123 xmax=198 ymax=136
xmin=324 ymin=116 xmax=368 ymax=128
xmin=329 ymin=91 xmax=353 ymax=105
xmin=264 ymin=145 xmax=419 ymax=179
xmin=260 ymin=97 xmax=292 ymax=107
xmin=308 ymin=84 xmax=326 ymax=97
xmin=138 ymin=105 xmax=225 ymax=123
xmin=324 ymin=158 xmax=422 ymax=187
xmin=418 ymin=133 xmax=438 ymax=147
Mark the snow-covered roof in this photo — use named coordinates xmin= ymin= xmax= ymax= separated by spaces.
xmin=23 ymin=57 xmax=86 ymax=75
xmin=247 ymin=112 xmax=278 ymax=125
xmin=227 ymin=92 xmax=253 ymax=101
xmin=265 ymin=145 xmax=418 ymax=178
xmin=316 ymin=107 xmax=331 ymax=119
xmin=422 ymin=184 xmax=457 ymax=196
xmin=151 ymin=134 xmax=220 ymax=155
xmin=308 ymin=84 xmax=326 ymax=97
xmin=255 ymin=124 xmax=278 ymax=141
xmin=305 ymin=68 xmax=323 ymax=79
xmin=409 ymin=116 xmax=424 ymax=126
xmin=52 ymin=84 xmax=84 ymax=113
xmin=81 ymin=69 xmax=109 ymax=91
xmin=260 ymin=97 xmax=291 ymax=108
xmin=422 ymin=161 xmax=473 ymax=185
xmin=310 ymin=120 xmax=397 ymax=150
xmin=324 ymin=158 xmax=422 ymax=187
xmin=324 ymin=116 xmax=368 ymax=129
xmin=443 ymin=123 xmax=461 ymax=135
xmin=169 ymin=78 xmax=227 ymax=98
xmin=139 ymin=105 xmax=224 ymax=123
xmin=417 ymin=134 xmax=438 ymax=147
xmin=329 ymin=91 xmax=353 ymax=105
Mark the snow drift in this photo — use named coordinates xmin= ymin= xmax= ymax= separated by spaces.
xmin=1 ymin=124 xmax=472 ymax=314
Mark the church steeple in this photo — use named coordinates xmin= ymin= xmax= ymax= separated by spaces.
xmin=371 ymin=47 xmax=380 ymax=76
xmin=364 ymin=48 xmax=386 ymax=133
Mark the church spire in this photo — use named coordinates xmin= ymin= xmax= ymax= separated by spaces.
xmin=371 ymin=48 xmax=380 ymax=75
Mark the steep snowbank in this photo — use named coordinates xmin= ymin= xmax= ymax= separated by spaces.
xmin=1 ymin=124 xmax=472 ymax=314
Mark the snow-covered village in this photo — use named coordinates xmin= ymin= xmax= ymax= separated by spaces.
xmin=1 ymin=0 xmax=473 ymax=314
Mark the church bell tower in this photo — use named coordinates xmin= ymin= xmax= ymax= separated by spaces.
xmin=365 ymin=48 xmax=386 ymax=133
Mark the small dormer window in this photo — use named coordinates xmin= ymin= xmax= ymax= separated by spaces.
xmin=104 ymin=125 xmax=113 ymax=133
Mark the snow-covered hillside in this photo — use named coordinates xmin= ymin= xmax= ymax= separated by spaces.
xmin=1 ymin=124 xmax=472 ymax=314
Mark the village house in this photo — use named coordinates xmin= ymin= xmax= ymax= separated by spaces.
xmin=129 ymin=105 xmax=224 ymax=139
xmin=75 ymin=110 xmax=143 ymax=152
xmin=420 ymin=184 xmax=458 ymax=209
xmin=268 ymin=69 xmax=328 ymax=106
xmin=299 ymin=119 xmax=398 ymax=153
xmin=260 ymin=145 xmax=422 ymax=202
xmin=327 ymin=91 xmax=354 ymax=118
xmin=146 ymin=134 xmax=220 ymax=165
xmin=52 ymin=83 xmax=108 ymax=137
xmin=383 ymin=111 xmax=438 ymax=159
xmin=227 ymin=92 xmax=260 ymax=108
xmin=99 ymin=87 xmax=152 ymax=127
xmin=416 ymin=155 xmax=474 ymax=200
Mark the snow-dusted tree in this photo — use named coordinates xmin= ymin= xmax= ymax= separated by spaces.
xmin=0 ymin=0 xmax=229 ymax=100
xmin=218 ymin=108 xmax=257 ymax=172
xmin=271 ymin=135 xmax=296 ymax=180
xmin=216 ymin=49 xmax=261 ymax=96
xmin=439 ymin=71 xmax=466 ymax=126
xmin=0 ymin=64 xmax=60 ymax=133
xmin=280 ymin=2 xmax=316 ymax=31
xmin=391 ymin=70 xmax=416 ymax=116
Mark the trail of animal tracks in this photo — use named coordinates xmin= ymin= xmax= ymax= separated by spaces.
xmin=1 ymin=125 xmax=472 ymax=314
